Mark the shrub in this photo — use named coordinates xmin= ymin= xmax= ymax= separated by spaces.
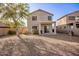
xmin=32 ymin=29 xmax=39 ymax=34
xmin=8 ymin=30 xmax=16 ymax=35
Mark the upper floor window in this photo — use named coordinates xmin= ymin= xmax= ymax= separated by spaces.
xmin=76 ymin=16 xmax=79 ymax=20
xmin=76 ymin=24 xmax=79 ymax=28
xmin=69 ymin=16 xmax=75 ymax=20
xmin=32 ymin=16 xmax=37 ymax=21
xmin=48 ymin=16 xmax=52 ymax=20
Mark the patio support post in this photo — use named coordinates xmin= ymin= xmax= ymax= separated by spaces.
xmin=73 ymin=22 xmax=76 ymax=29
xmin=54 ymin=22 xmax=56 ymax=34
xmin=42 ymin=25 xmax=44 ymax=34
xmin=50 ymin=24 xmax=53 ymax=34
xmin=39 ymin=24 xmax=41 ymax=35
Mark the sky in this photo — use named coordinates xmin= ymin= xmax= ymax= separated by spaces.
xmin=29 ymin=3 xmax=79 ymax=21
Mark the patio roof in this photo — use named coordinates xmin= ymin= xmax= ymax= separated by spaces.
xmin=38 ymin=21 xmax=55 ymax=24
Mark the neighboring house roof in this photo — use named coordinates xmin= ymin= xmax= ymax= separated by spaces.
xmin=57 ymin=10 xmax=79 ymax=21
xmin=30 ymin=9 xmax=54 ymax=16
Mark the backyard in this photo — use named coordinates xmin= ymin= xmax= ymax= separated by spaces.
xmin=0 ymin=33 xmax=79 ymax=56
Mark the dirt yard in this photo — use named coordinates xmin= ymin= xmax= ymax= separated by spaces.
xmin=0 ymin=34 xmax=79 ymax=56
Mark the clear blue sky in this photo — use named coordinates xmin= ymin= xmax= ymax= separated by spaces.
xmin=29 ymin=3 xmax=79 ymax=21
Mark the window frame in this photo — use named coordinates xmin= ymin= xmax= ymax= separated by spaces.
xmin=68 ymin=16 xmax=75 ymax=20
xmin=32 ymin=26 xmax=37 ymax=30
xmin=48 ymin=16 xmax=52 ymax=20
xmin=32 ymin=16 xmax=37 ymax=21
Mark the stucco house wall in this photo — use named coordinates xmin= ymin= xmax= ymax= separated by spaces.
xmin=27 ymin=9 xmax=54 ymax=34
xmin=66 ymin=11 xmax=79 ymax=24
xmin=57 ymin=10 xmax=79 ymax=35
xmin=57 ymin=16 xmax=67 ymax=26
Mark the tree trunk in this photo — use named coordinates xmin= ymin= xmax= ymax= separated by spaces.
xmin=13 ymin=19 xmax=23 ymax=39
xmin=16 ymin=27 xmax=23 ymax=39
xmin=13 ymin=18 xmax=28 ymax=45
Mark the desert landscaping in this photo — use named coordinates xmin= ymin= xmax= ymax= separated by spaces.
xmin=0 ymin=3 xmax=79 ymax=56
xmin=0 ymin=34 xmax=79 ymax=56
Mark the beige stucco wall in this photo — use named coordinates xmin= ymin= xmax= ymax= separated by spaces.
xmin=57 ymin=11 xmax=79 ymax=35
xmin=27 ymin=10 xmax=53 ymax=33
xmin=57 ymin=11 xmax=79 ymax=26
xmin=57 ymin=16 xmax=67 ymax=26
xmin=67 ymin=12 xmax=79 ymax=24
xmin=67 ymin=12 xmax=79 ymax=35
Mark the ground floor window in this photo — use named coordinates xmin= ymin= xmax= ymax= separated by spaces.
xmin=32 ymin=26 xmax=38 ymax=34
xmin=32 ymin=26 xmax=37 ymax=29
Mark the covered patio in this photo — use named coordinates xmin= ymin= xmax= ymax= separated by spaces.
xmin=38 ymin=21 xmax=56 ymax=35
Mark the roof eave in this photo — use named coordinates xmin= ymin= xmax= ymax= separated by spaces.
xmin=30 ymin=9 xmax=54 ymax=16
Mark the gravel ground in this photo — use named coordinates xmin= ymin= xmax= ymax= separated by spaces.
xmin=0 ymin=34 xmax=79 ymax=56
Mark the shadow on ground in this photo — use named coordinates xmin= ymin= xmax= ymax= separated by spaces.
xmin=0 ymin=34 xmax=79 ymax=56
xmin=42 ymin=33 xmax=79 ymax=43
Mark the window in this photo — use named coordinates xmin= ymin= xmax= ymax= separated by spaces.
xmin=76 ymin=16 xmax=79 ymax=20
xmin=69 ymin=16 xmax=75 ymax=20
xmin=32 ymin=26 xmax=38 ymax=34
xmin=48 ymin=16 xmax=52 ymax=20
xmin=32 ymin=16 xmax=37 ymax=21
xmin=32 ymin=26 xmax=37 ymax=30
xmin=76 ymin=24 xmax=79 ymax=28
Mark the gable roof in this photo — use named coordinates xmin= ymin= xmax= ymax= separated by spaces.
xmin=57 ymin=10 xmax=79 ymax=21
xmin=30 ymin=9 xmax=54 ymax=16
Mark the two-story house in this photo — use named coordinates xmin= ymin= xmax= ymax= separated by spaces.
xmin=27 ymin=9 xmax=56 ymax=35
xmin=57 ymin=10 xmax=79 ymax=35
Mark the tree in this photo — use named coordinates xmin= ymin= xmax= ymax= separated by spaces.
xmin=0 ymin=3 xmax=29 ymax=38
